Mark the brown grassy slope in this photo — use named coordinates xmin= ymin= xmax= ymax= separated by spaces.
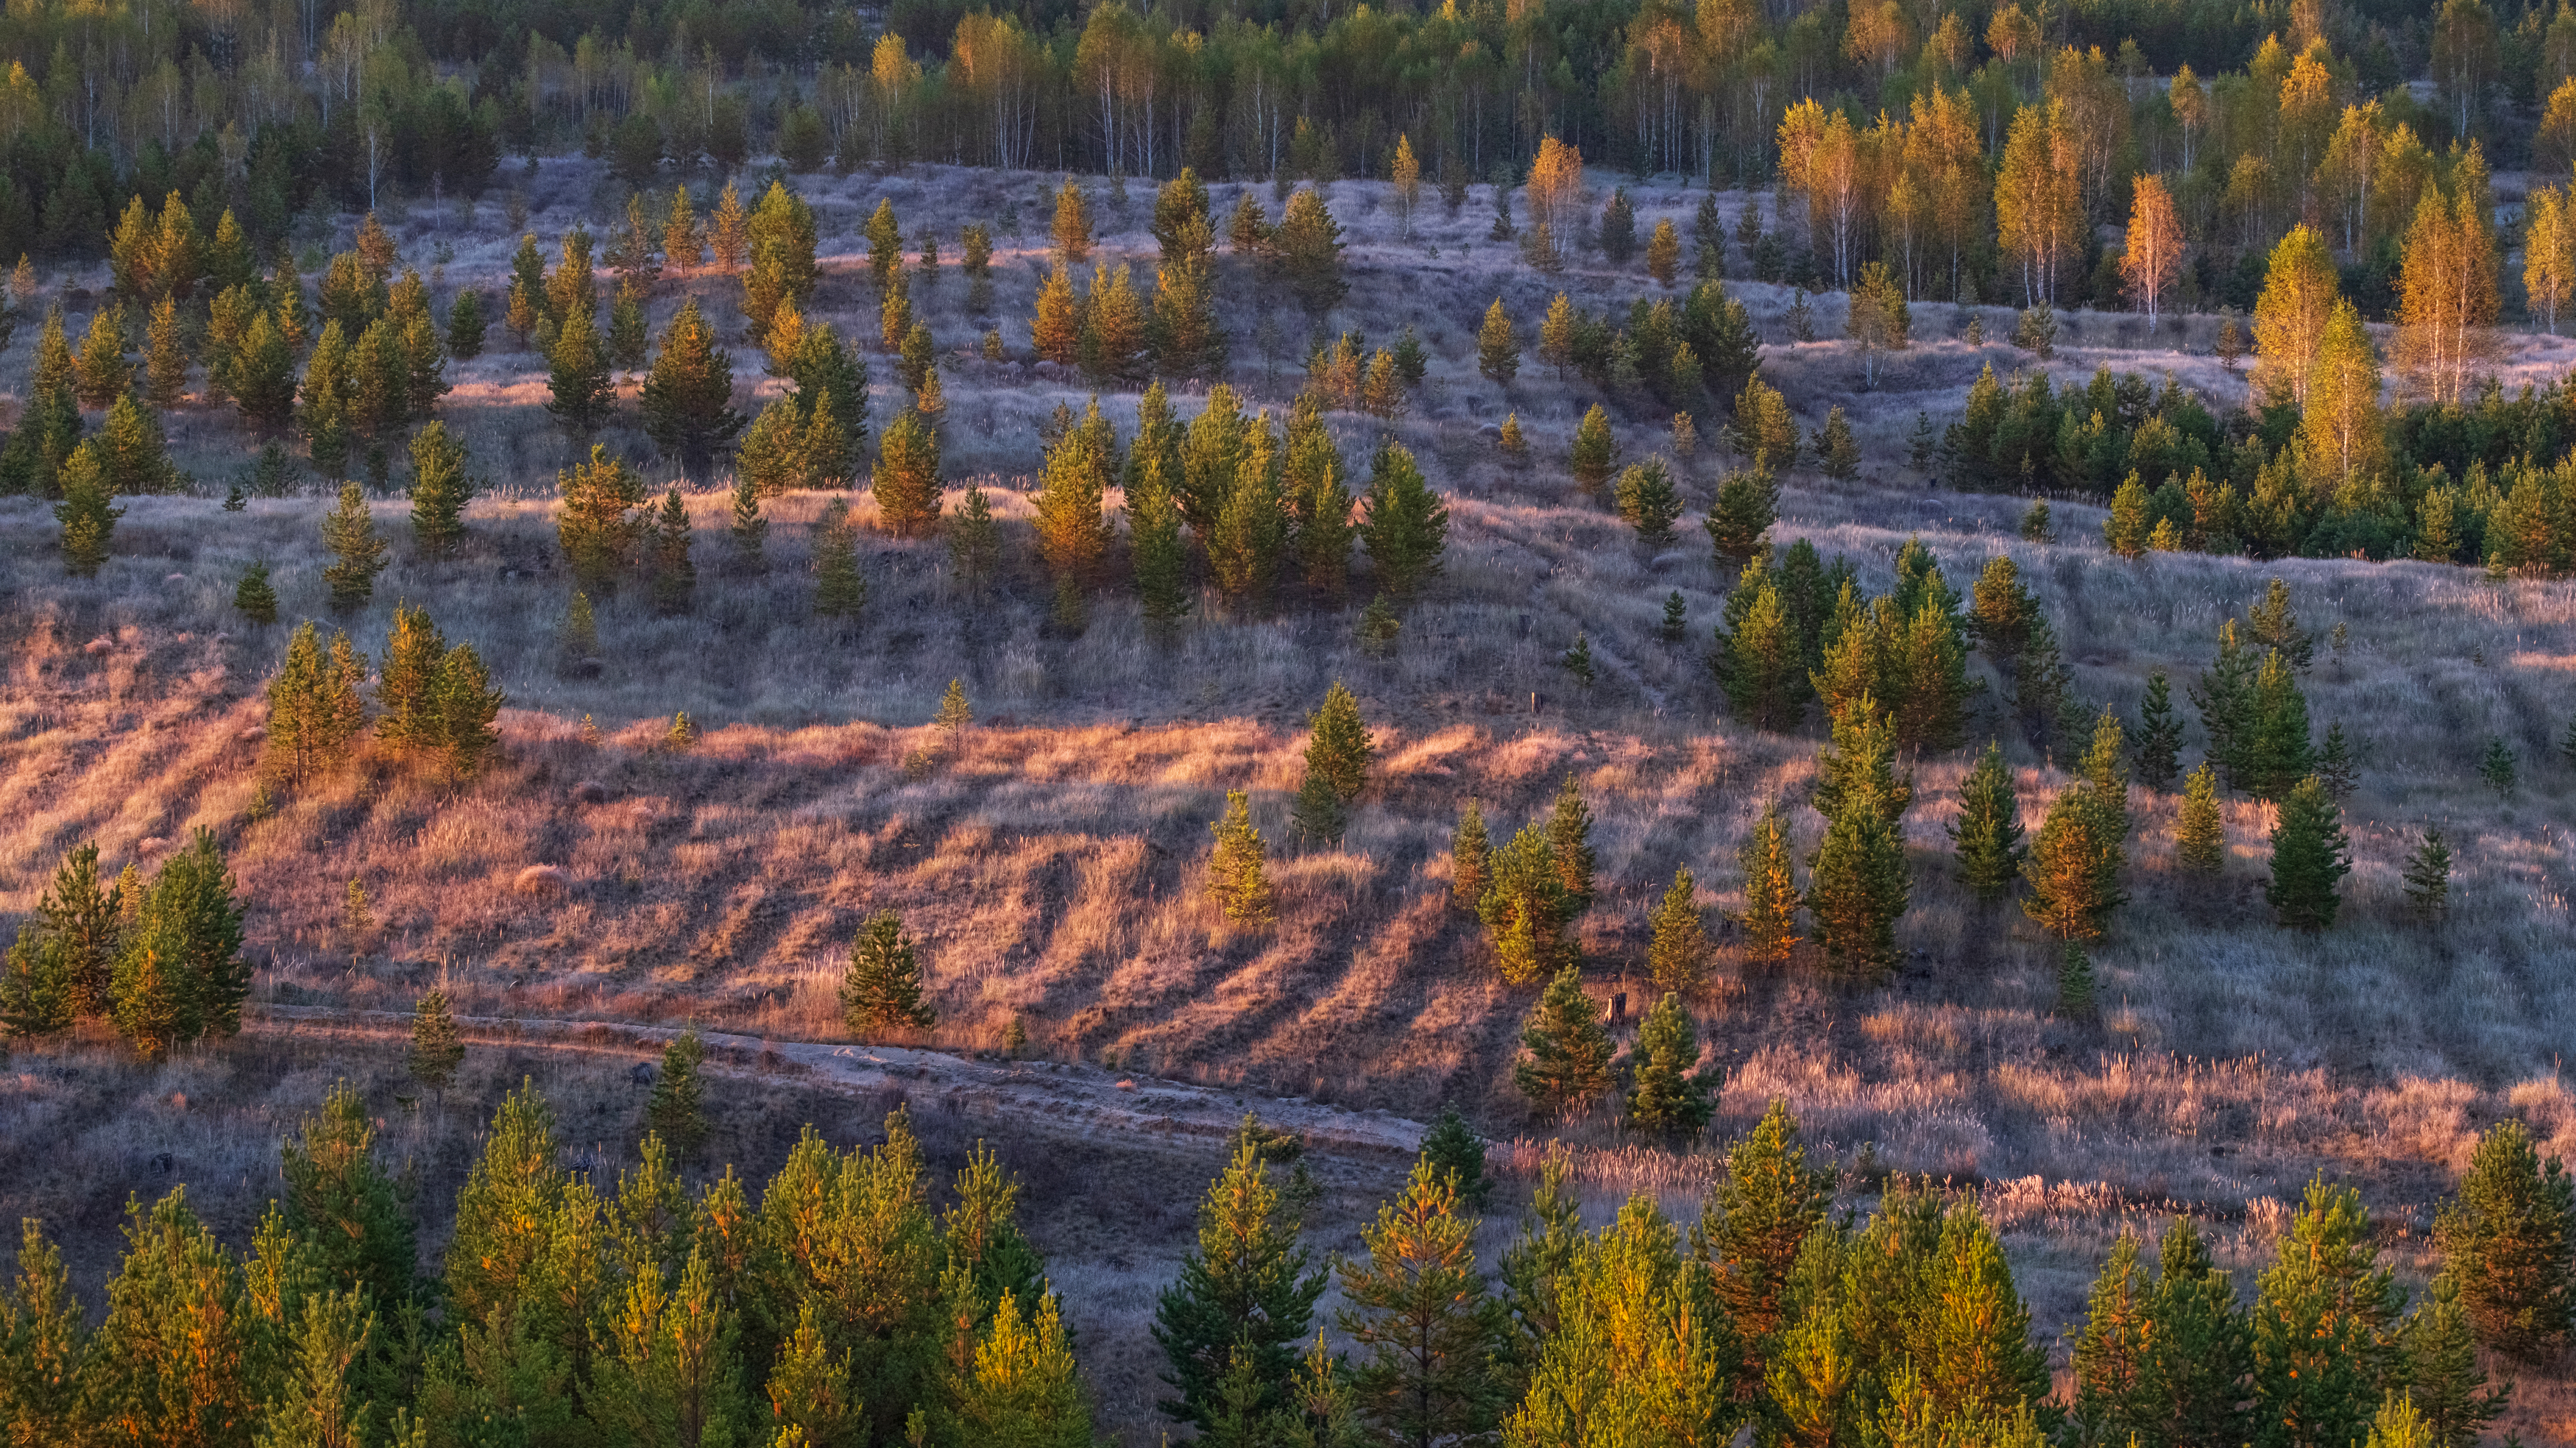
xmin=4 ymin=158 xmax=2575 ymax=1216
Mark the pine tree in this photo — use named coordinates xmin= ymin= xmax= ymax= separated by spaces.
xmin=873 ymin=410 xmax=941 ymax=537
xmin=1569 ymin=404 xmax=1616 ymax=496
xmin=1359 ymin=441 xmax=1448 ymax=599
xmin=1450 ymin=801 xmax=1491 ymax=911
xmin=232 ymin=561 xmax=279 ymax=625
xmin=2479 ymin=737 xmax=2517 ymax=797
xmin=1476 ymin=299 xmax=1518 ymax=384
xmin=74 ymin=304 xmax=132 ymax=408
xmin=1559 ymin=633 xmax=1594 ymax=688
xmin=445 ymin=288 xmax=486 ymax=360
xmin=1616 ymin=458 xmax=1682 ymax=545
xmin=321 ymin=481 xmax=388 ymax=610
xmin=230 ymin=312 xmax=298 ymax=431
xmin=53 ymin=444 xmax=122 ymax=575
xmin=1646 ymin=219 xmax=1682 ymax=285
xmin=265 ymin=622 xmax=369 ymax=781
xmin=1477 ymin=823 xmax=1571 ymax=985
xmin=556 ymin=444 xmax=645 ymax=593
xmin=1498 ymin=412 xmax=1527 ymax=459
xmin=2265 ymin=776 xmax=2352 ymax=930
xmin=1805 ymin=768 xmax=1911 ymax=975
xmin=2133 ymin=671 xmax=2183 ymax=789
xmin=2176 ymin=762 xmax=2226 ymax=875
xmin=377 ymin=602 xmax=450 ymax=752
xmin=2251 ymin=1177 xmax=2407 ymax=1448
xmin=144 ymin=294 xmax=187 ymax=408
xmin=1033 ymin=400 xmax=1114 ymax=589
xmin=2023 ymin=784 xmax=2118 ymax=943
xmin=648 ymin=488 xmax=695 ymax=616
xmin=2402 ymin=1272 xmax=2511 ymax=1448
xmin=1418 ymin=1106 xmax=1493 ymax=1210
xmin=406 ymin=420 xmax=474 ymax=556
xmin=1274 ymin=188 xmax=1348 ymax=315
xmin=1706 ymin=467 xmax=1779 ymax=563
xmin=1817 ymin=407 xmax=1861 ymax=480
xmin=1206 ymin=791 xmax=1277 ymax=926
xmin=1738 ymin=803 xmax=1802 ymax=965
xmin=1334 ymin=1156 xmax=1507 ymax=1447
xmin=952 ymin=1290 xmax=1091 ymax=1448
xmin=2435 ymin=1118 xmax=2575 ymax=1360
xmin=2403 ymin=828 xmax=2452 ymax=923
xmin=812 ymin=498 xmax=867 ymax=628
xmin=1051 ymin=179 xmax=1094 ymax=265
xmin=1646 ymin=867 xmax=1708 ymax=995
xmin=1661 ymin=590 xmax=1688 ymax=644
xmin=1292 ymin=769 xmax=1348 ymax=848
xmin=2316 ymin=721 xmax=2357 ymax=801
xmin=637 ymin=298 xmax=743 ymax=475
xmin=727 ymin=470 xmax=766 ymax=572
xmin=1298 ymin=683 xmax=1372 ymax=805
xmin=643 ymin=1028 xmax=710 ymax=1154
xmin=1949 ymin=740 xmax=2026 ymax=903
xmin=1626 ymin=993 xmax=1713 ymax=1143
xmin=1512 ymin=966 xmax=1613 ymax=1118
xmin=949 ymin=485 xmax=999 ymax=598
xmin=1128 ymin=461 xmax=1192 ymax=627
xmin=544 ymin=305 xmax=615 ymax=433
xmin=841 ymin=910 xmax=936 ymax=1034
xmin=280 ymin=1082 xmax=417 ymax=1307
xmin=408 ymin=987 xmax=464 ymax=1096
xmin=1543 ymin=774 xmax=1596 ymax=917
xmin=0 ymin=1218 xmax=88 ymax=1442
xmin=1152 ymin=1135 xmax=1328 ymax=1431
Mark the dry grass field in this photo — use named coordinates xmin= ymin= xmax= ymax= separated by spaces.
xmin=5 ymin=159 xmax=2575 ymax=1442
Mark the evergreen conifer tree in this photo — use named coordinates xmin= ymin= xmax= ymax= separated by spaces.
xmin=53 ymin=444 xmax=122 ymax=575
xmin=1151 ymin=1136 xmax=1328 ymax=1431
xmin=446 ymin=289 xmax=486 ymax=359
xmin=1626 ymin=993 xmax=1712 ymax=1142
xmin=2265 ymin=776 xmax=2352 ymax=929
xmin=1545 ymin=775 xmax=1596 ymax=915
xmin=2176 ymin=762 xmax=2226 ymax=875
xmin=1273 ymin=188 xmax=1348 ymax=314
xmin=949 ymin=485 xmax=999 ymax=598
xmin=2434 ymin=1119 xmax=2575 ymax=1360
xmin=812 ymin=498 xmax=867 ymax=629
xmin=144 ymin=294 xmax=187 ymax=408
xmin=1334 ymin=1157 xmax=1507 ymax=1447
xmin=2251 ymin=1177 xmax=2407 ymax=1448
xmin=1512 ymin=967 xmax=1613 ymax=1118
xmin=321 ymin=481 xmax=388 ymax=610
xmin=1615 ymin=459 xmax=1682 ymax=545
xmin=1646 ymin=867 xmax=1708 ymax=995
xmin=1418 ymin=1106 xmax=1493 ymax=1210
xmin=1206 ymin=791 xmax=1277 ymax=926
xmin=1950 ymin=740 xmax=2026 ymax=903
xmin=1559 ymin=632 xmax=1595 ymax=687
xmin=1478 ymin=823 xmax=1571 ymax=985
xmin=638 ymin=298 xmax=743 ymax=475
xmin=1128 ymin=463 xmax=1192 ymax=627
xmin=0 ymin=1218 xmax=88 ymax=1442
xmin=2315 ymin=721 xmax=2357 ymax=800
xmin=265 ymin=622 xmax=369 ymax=781
xmin=1661 ymin=591 xmax=1688 ymax=644
xmin=841 ymin=911 xmax=936 ymax=1032
xmin=872 ymin=410 xmax=941 ymax=536
xmin=727 ymin=471 xmax=766 ymax=572
xmin=556 ymin=444 xmax=645 ymax=593
xmin=74 ymin=304 xmax=132 ymax=408
xmin=406 ymin=420 xmax=474 ymax=556
xmin=1477 ymin=299 xmax=1519 ymax=383
xmin=1817 ymin=407 xmax=1860 ymax=480
xmin=1805 ymin=767 xmax=1910 ymax=975
xmin=281 ymin=1082 xmax=418 ymax=1305
xmin=1450 ymin=801 xmax=1490 ymax=911
xmin=2402 ymin=1272 xmax=2511 ymax=1448
xmin=2134 ymin=671 xmax=2183 ymax=789
xmin=1718 ymin=574 xmax=1806 ymax=729
xmin=2023 ymin=784 xmax=2120 ymax=943
xmin=544 ymin=305 xmax=615 ymax=433
xmin=230 ymin=561 xmax=278 ymax=626
xmin=1569 ymin=405 xmax=1616 ymax=496
xmin=1359 ymin=441 xmax=1448 ymax=599
xmin=2480 ymin=737 xmax=2517 ymax=797
xmin=645 ymin=1029 xmax=709 ymax=1154
xmin=2403 ymin=828 xmax=2452 ymax=923
xmin=648 ymin=488 xmax=695 ymax=616
xmin=408 ymin=987 xmax=464 ymax=1097
xmin=1301 ymin=684 xmax=1373 ymax=803
xmin=1738 ymin=803 xmax=1802 ymax=965
xmin=376 ymin=602 xmax=450 ymax=751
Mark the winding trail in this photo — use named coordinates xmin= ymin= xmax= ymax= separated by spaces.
xmin=252 ymin=1004 xmax=1431 ymax=1169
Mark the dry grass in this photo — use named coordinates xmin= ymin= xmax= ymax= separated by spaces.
xmin=5 ymin=157 xmax=2575 ymax=1436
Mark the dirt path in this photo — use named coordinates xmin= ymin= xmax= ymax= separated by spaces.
xmin=252 ymin=1005 xmax=1432 ymax=1171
